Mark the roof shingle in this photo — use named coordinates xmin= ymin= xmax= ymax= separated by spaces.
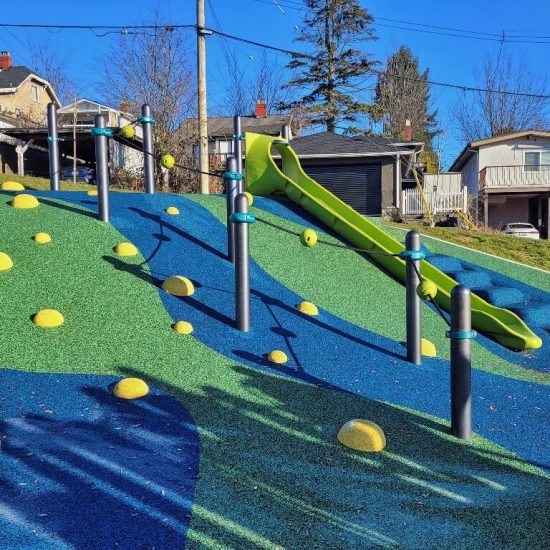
xmin=0 ymin=66 xmax=33 ymax=90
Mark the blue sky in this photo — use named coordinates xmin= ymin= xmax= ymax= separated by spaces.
xmin=1 ymin=0 xmax=549 ymax=167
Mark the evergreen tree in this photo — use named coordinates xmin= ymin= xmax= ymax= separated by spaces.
xmin=374 ymin=46 xmax=439 ymax=151
xmin=280 ymin=0 xmax=377 ymax=133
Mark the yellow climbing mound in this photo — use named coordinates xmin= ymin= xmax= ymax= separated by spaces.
xmin=297 ymin=301 xmax=318 ymax=316
xmin=165 ymin=206 xmax=180 ymax=215
xmin=1 ymin=181 xmax=25 ymax=191
xmin=11 ymin=194 xmax=39 ymax=209
xmin=268 ymin=350 xmax=288 ymax=364
xmin=113 ymin=378 xmax=149 ymax=399
xmin=114 ymin=242 xmax=138 ymax=257
xmin=33 ymin=232 xmax=52 ymax=244
xmin=421 ymin=338 xmax=437 ymax=357
xmin=87 ymin=189 xmax=98 ymax=196
xmin=0 ymin=252 xmax=14 ymax=271
xmin=244 ymin=191 xmax=254 ymax=206
xmin=337 ymin=419 xmax=386 ymax=452
xmin=162 ymin=276 xmax=195 ymax=296
xmin=173 ymin=321 xmax=193 ymax=334
xmin=33 ymin=309 xmax=64 ymax=328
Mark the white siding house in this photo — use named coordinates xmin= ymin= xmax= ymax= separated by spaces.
xmin=450 ymin=131 xmax=550 ymax=238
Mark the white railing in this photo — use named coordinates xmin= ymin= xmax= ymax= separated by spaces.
xmin=480 ymin=165 xmax=550 ymax=189
xmin=402 ymin=188 xmax=467 ymax=216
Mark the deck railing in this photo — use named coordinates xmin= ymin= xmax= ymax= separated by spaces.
xmin=479 ymin=165 xmax=550 ymax=189
xmin=402 ymin=188 xmax=467 ymax=216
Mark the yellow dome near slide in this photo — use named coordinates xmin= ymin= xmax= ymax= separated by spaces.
xmin=33 ymin=233 xmax=52 ymax=244
xmin=113 ymin=378 xmax=149 ymax=399
xmin=0 ymin=252 xmax=14 ymax=271
xmin=337 ymin=419 xmax=386 ymax=452
xmin=33 ymin=309 xmax=64 ymax=328
xmin=162 ymin=276 xmax=195 ymax=296
xmin=114 ymin=242 xmax=138 ymax=257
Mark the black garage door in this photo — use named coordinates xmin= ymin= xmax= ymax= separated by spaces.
xmin=303 ymin=164 xmax=382 ymax=215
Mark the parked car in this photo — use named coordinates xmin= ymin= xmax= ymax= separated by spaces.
xmin=62 ymin=166 xmax=95 ymax=184
xmin=501 ymin=223 xmax=540 ymax=240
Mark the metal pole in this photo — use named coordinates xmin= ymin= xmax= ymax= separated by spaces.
xmin=197 ymin=0 xmax=210 ymax=194
xmin=281 ymin=124 xmax=290 ymax=140
xmin=93 ymin=115 xmax=110 ymax=223
xmin=405 ymin=230 xmax=422 ymax=365
xmin=47 ymin=102 xmax=60 ymax=191
xmin=141 ymin=104 xmax=155 ymax=194
xmin=233 ymin=115 xmax=243 ymax=194
xmin=233 ymin=193 xmax=251 ymax=332
xmin=224 ymin=156 xmax=240 ymax=262
xmin=450 ymin=285 xmax=473 ymax=440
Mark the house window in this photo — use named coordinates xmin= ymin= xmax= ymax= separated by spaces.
xmin=31 ymin=84 xmax=40 ymax=102
xmin=525 ymin=151 xmax=550 ymax=171
xmin=15 ymin=108 xmax=21 ymax=117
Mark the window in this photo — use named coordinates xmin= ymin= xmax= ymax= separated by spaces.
xmin=525 ymin=151 xmax=550 ymax=171
xmin=31 ymin=84 xmax=39 ymax=102
xmin=14 ymin=108 xmax=21 ymax=117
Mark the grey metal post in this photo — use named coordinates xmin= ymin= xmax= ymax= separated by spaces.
xmin=47 ymin=102 xmax=60 ymax=191
xmin=141 ymin=104 xmax=155 ymax=194
xmin=233 ymin=116 xmax=243 ymax=194
xmin=450 ymin=285 xmax=473 ymax=440
xmin=93 ymin=115 xmax=110 ymax=223
xmin=224 ymin=156 xmax=240 ymax=262
xmin=405 ymin=231 xmax=422 ymax=365
xmin=281 ymin=124 xmax=290 ymax=140
xmin=234 ymin=193 xmax=251 ymax=332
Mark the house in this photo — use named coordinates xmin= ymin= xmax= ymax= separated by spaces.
xmin=450 ymin=130 xmax=550 ymax=238
xmin=0 ymin=51 xmax=60 ymax=123
xmin=285 ymin=131 xmax=424 ymax=216
xmin=206 ymin=100 xmax=291 ymax=171
xmin=0 ymin=51 xmax=60 ymax=175
xmin=57 ymin=98 xmax=143 ymax=171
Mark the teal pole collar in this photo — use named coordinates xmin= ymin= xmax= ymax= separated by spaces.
xmin=230 ymin=212 xmax=255 ymax=224
xmin=138 ymin=115 xmax=156 ymax=125
xmin=399 ymin=249 xmax=426 ymax=261
xmin=91 ymin=127 xmax=114 ymax=138
xmin=446 ymin=330 xmax=477 ymax=340
xmin=222 ymin=171 xmax=243 ymax=180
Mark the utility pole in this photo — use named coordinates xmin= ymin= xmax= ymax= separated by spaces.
xmin=73 ymin=95 xmax=77 ymax=184
xmin=197 ymin=0 xmax=210 ymax=194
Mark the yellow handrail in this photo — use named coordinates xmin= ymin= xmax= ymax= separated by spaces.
xmin=412 ymin=167 xmax=433 ymax=226
xmin=453 ymin=207 xmax=477 ymax=230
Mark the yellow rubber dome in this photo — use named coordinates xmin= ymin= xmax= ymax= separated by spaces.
xmin=268 ymin=350 xmax=288 ymax=364
xmin=33 ymin=232 xmax=52 ymax=244
xmin=337 ymin=419 xmax=386 ymax=452
xmin=113 ymin=378 xmax=149 ymax=399
xmin=114 ymin=242 xmax=138 ymax=257
xmin=0 ymin=252 xmax=14 ymax=271
xmin=421 ymin=338 xmax=437 ymax=357
xmin=1 ymin=181 xmax=25 ymax=191
xmin=87 ymin=189 xmax=98 ymax=196
xmin=11 ymin=194 xmax=39 ymax=209
xmin=165 ymin=206 xmax=180 ymax=215
xmin=244 ymin=191 xmax=254 ymax=206
xmin=297 ymin=301 xmax=318 ymax=316
xmin=33 ymin=309 xmax=64 ymax=328
xmin=173 ymin=321 xmax=193 ymax=334
xmin=162 ymin=276 xmax=195 ymax=296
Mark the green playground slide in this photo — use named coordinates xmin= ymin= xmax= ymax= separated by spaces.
xmin=245 ymin=132 xmax=542 ymax=351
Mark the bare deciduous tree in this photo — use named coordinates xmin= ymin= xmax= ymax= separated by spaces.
xmin=455 ymin=53 xmax=549 ymax=142
xmin=98 ymin=21 xmax=198 ymax=191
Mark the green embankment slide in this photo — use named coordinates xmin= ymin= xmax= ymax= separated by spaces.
xmin=245 ymin=132 xmax=542 ymax=351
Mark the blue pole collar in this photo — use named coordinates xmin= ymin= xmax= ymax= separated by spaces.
xmin=222 ymin=171 xmax=244 ymax=180
xmin=91 ymin=127 xmax=114 ymax=138
xmin=138 ymin=115 xmax=156 ymax=125
xmin=399 ymin=249 xmax=426 ymax=261
xmin=47 ymin=136 xmax=60 ymax=142
xmin=230 ymin=212 xmax=256 ymax=224
xmin=445 ymin=330 xmax=477 ymax=340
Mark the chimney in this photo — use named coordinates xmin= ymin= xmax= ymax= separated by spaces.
xmin=0 ymin=51 xmax=12 ymax=71
xmin=119 ymin=100 xmax=129 ymax=113
xmin=403 ymin=119 xmax=412 ymax=142
xmin=255 ymin=99 xmax=267 ymax=118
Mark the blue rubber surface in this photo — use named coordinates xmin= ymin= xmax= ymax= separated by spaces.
xmin=36 ymin=191 xmax=549 ymax=473
xmin=0 ymin=368 xmax=199 ymax=550
xmin=253 ymin=197 xmax=550 ymax=373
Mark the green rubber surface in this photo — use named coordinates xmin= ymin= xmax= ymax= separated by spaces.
xmin=245 ymin=132 xmax=541 ymax=351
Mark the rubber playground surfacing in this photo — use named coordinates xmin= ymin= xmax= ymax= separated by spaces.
xmin=0 ymin=190 xmax=549 ymax=550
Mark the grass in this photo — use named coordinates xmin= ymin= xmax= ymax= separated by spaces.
xmin=384 ymin=222 xmax=550 ymax=271
xmin=1 ymin=192 xmax=549 ymax=549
